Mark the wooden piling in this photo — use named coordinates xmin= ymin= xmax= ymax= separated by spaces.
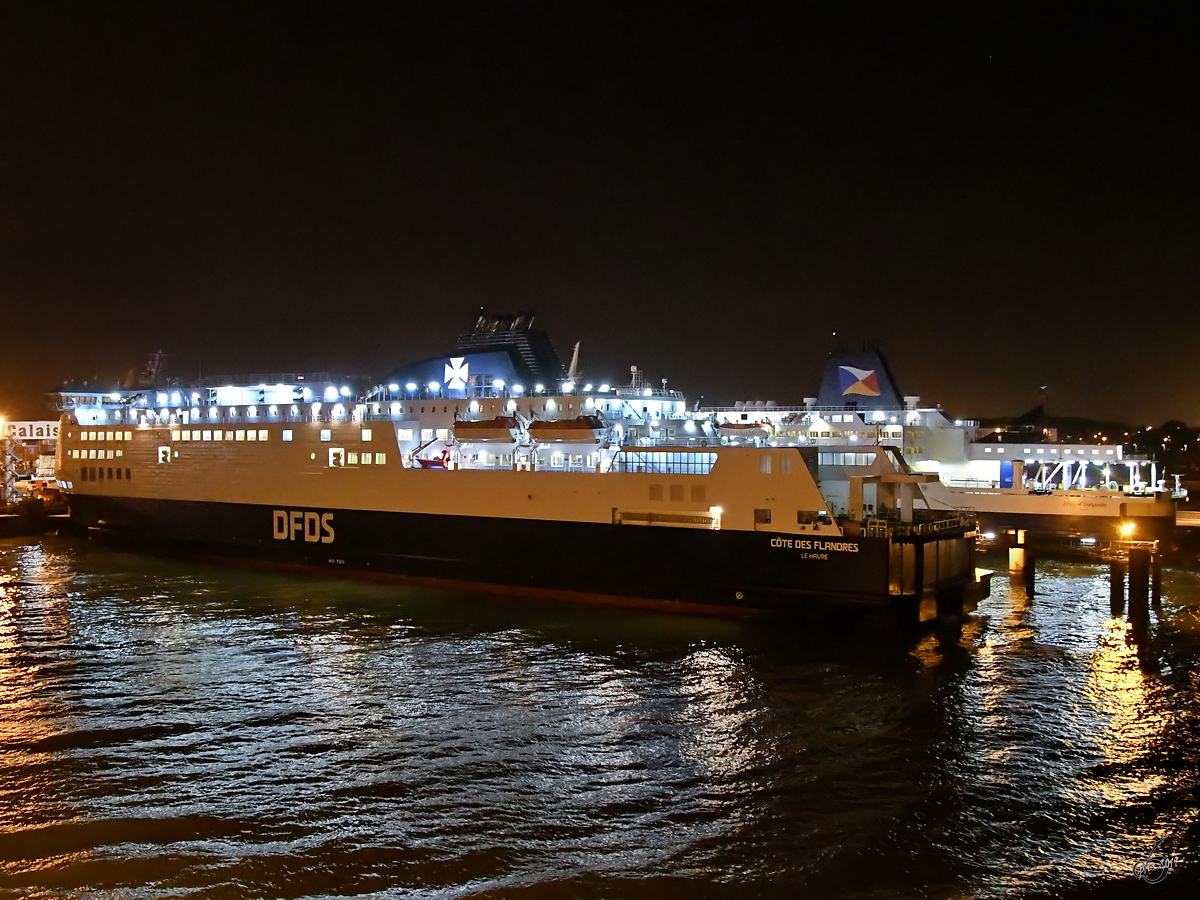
xmin=1022 ymin=551 xmax=1036 ymax=595
xmin=1109 ymin=561 xmax=1126 ymax=617
xmin=1128 ymin=548 xmax=1151 ymax=635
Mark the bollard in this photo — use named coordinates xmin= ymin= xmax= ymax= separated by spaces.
xmin=1128 ymin=548 xmax=1151 ymax=636
xmin=1109 ymin=561 xmax=1126 ymax=616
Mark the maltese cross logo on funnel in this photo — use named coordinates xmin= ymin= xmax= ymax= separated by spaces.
xmin=838 ymin=366 xmax=881 ymax=397
xmin=444 ymin=357 xmax=470 ymax=390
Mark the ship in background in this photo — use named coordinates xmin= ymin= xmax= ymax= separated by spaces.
xmin=52 ymin=313 xmax=981 ymax=621
xmin=704 ymin=344 xmax=1183 ymax=543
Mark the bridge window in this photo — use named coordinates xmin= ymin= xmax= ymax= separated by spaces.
xmin=611 ymin=451 xmax=717 ymax=475
xmin=818 ymin=452 xmax=877 ymax=466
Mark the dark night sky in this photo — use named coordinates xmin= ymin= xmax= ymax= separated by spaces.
xmin=1 ymin=3 xmax=1197 ymax=423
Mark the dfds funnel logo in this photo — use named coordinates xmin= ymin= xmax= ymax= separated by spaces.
xmin=838 ymin=366 xmax=881 ymax=397
xmin=273 ymin=510 xmax=335 ymax=543
xmin=444 ymin=357 xmax=470 ymax=390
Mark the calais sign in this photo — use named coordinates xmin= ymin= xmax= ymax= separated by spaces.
xmin=4 ymin=421 xmax=59 ymax=440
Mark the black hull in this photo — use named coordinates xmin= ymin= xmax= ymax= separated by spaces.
xmin=69 ymin=496 xmax=971 ymax=615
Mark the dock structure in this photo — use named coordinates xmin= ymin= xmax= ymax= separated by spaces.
xmin=1002 ymin=526 xmax=1165 ymax=635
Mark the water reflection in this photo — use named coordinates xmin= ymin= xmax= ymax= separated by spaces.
xmin=0 ymin=539 xmax=1197 ymax=897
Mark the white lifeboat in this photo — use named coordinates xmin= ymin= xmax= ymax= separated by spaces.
xmin=451 ymin=415 xmax=523 ymax=443
xmin=718 ymin=421 xmax=770 ymax=437
xmin=528 ymin=415 xmax=608 ymax=444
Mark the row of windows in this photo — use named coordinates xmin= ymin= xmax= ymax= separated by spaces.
xmin=611 ymin=451 xmax=717 ymax=475
xmin=318 ymin=428 xmax=373 ymax=442
xmin=759 ymin=455 xmax=795 ymax=475
xmin=978 ymin=446 xmax=1117 ymax=456
xmin=648 ymin=483 xmax=707 ymax=502
xmin=397 ymin=428 xmax=446 ymax=442
xmin=753 ymin=510 xmax=833 ymax=525
xmin=818 ymin=452 xmax=878 ymax=467
xmin=70 ymin=448 xmax=124 ymax=459
xmin=80 ymin=466 xmax=131 ymax=482
xmin=172 ymin=429 xmax=271 ymax=442
xmin=328 ymin=449 xmax=387 ymax=467
xmin=78 ymin=426 xmax=379 ymax=445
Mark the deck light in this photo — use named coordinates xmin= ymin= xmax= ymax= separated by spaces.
xmin=584 ymin=383 xmax=593 ymax=392
xmin=405 ymin=383 xmax=417 ymax=392
xmin=599 ymin=384 xmax=610 ymax=392
xmin=340 ymin=386 xmax=351 ymax=397
xmin=428 ymin=381 xmax=440 ymax=392
xmin=535 ymin=384 xmax=545 ymax=393
xmin=492 ymin=379 xmax=505 ymax=390
xmin=511 ymin=384 xmax=524 ymax=394
xmin=562 ymin=382 xmax=574 ymax=393
xmin=388 ymin=383 xmax=399 ymax=391
xmin=324 ymin=387 xmax=338 ymax=401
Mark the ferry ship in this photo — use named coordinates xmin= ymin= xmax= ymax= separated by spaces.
xmin=53 ymin=314 xmax=978 ymax=620
xmin=704 ymin=346 xmax=1182 ymax=543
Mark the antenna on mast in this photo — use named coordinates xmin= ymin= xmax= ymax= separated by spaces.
xmin=567 ymin=342 xmax=581 ymax=382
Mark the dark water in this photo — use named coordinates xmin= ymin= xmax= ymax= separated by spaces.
xmin=1 ymin=537 xmax=1198 ymax=898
